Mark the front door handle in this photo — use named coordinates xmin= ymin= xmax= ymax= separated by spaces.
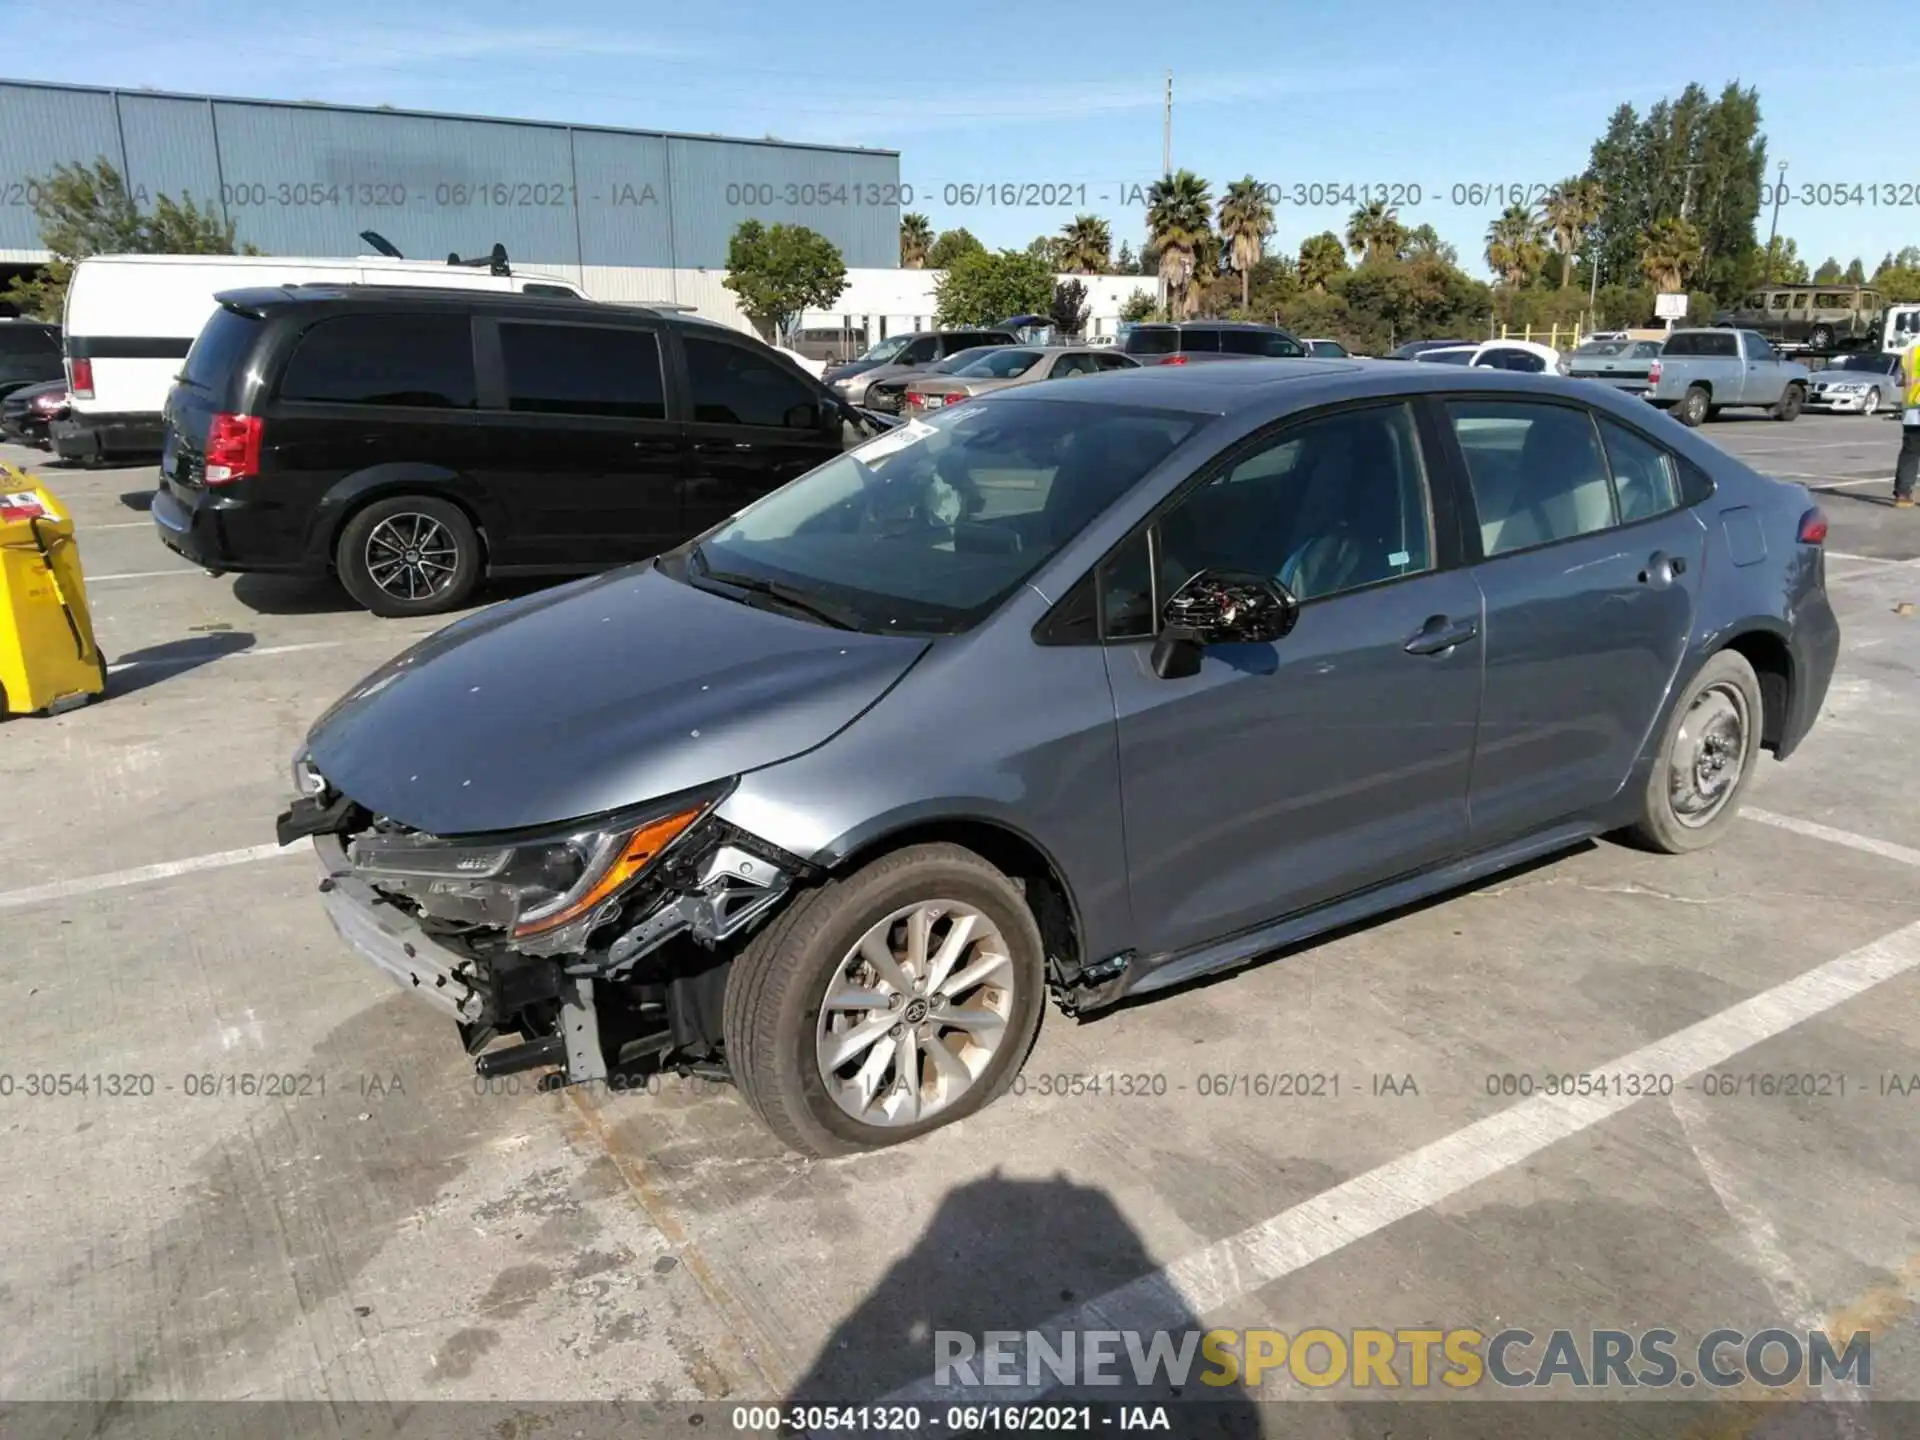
xmin=691 ymin=440 xmax=754 ymax=452
xmin=1404 ymin=614 xmax=1478 ymax=656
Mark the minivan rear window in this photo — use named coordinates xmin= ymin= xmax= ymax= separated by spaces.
xmin=0 ymin=324 xmax=57 ymax=356
xmin=1123 ymin=327 xmax=1178 ymax=355
xmin=1661 ymin=331 xmax=1738 ymax=357
xmin=280 ymin=313 xmax=476 ymax=408
xmin=181 ymin=307 xmax=263 ymax=391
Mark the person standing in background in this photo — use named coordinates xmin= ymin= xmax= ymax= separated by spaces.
xmin=1898 ymin=336 xmax=1920 ymax=508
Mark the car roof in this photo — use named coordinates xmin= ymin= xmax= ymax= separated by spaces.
xmin=212 ymin=284 xmax=652 ymax=318
xmin=1132 ymin=320 xmax=1294 ymax=332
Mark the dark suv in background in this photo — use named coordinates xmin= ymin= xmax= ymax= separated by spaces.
xmin=0 ymin=320 xmax=62 ymax=400
xmin=1120 ymin=321 xmax=1306 ymax=365
xmin=152 ymin=287 xmax=882 ymax=616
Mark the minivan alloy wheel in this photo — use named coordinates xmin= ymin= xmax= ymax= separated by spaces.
xmin=364 ymin=513 xmax=460 ymax=601
xmin=1668 ymin=682 xmax=1749 ymax=828
xmin=814 ymin=900 xmax=1014 ymax=1126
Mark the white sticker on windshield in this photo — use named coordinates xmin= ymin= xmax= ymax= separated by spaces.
xmin=1389 ymin=550 xmax=1411 ymax=567
xmin=854 ymin=417 xmax=939 ymax=463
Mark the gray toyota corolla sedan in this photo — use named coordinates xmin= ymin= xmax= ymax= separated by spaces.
xmin=280 ymin=360 xmax=1840 ymax=1156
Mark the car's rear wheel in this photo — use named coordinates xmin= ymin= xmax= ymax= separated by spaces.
xmin=1676 ymin=386 xmax=1711 ymax=426
xmin=1863 ymin=388 xmax=1882 ymax=416
xmin=1771 ymin=383 xmax=1804 ymax=421
xmin=336 ymin=496 xmax=482 ymax=617
xmin=723 ymin=843 xmax=1046 ymax=1156
xmin=1626 ymin=650 xmax=1764 ymax=854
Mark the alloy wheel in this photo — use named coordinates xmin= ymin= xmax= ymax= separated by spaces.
xmin=364 ymin=513 xmax=460 ymax=602
xmin=814 ymin=900 xmax=1015 ymax=1127
xmin=1668 ymin=682 xmax=1750 ymax=828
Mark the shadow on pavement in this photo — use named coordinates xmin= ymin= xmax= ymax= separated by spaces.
xmin=786 ymin=1170 xmax=1261 ymax=1436
xmin=118 ymin=488 xmax=154 ymax=511
xmin=107 ymin=631 xmax=255 ymax=696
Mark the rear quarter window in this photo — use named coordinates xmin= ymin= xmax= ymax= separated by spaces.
xmin=181 ymin=308 xmax=264 ymax=392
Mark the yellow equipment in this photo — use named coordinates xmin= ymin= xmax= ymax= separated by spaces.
xmin=0 ymin=465 xmax=106 ymax=716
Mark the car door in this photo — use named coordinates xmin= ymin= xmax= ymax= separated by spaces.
xmin=1100 ymin=399 xmax=1484 ymax=958
xmin=471 ymin=316 xmax=684 ymax=568
xmin=1741 ymin=331 xmax=1785 ymax=403
xmin=1439 ymin=397 xmax=1707 ymax=845
xmin=676 ymin=330 xmax=846 ymax=532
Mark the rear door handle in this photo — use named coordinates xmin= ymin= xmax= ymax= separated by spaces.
xmin=692 ymin=440 xmax=754 ymax=452
xmin=1638 ymin=551 xmax=1685 ymax=584
xmin=1404 ymin=614 xmax=1478 ymax=655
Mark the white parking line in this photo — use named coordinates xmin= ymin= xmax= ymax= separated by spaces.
xmin=88 ymin=568 xmax=202 ymax=582
xmin=883 ymin=914 xmax=1920 ymax=1408
xmin=1744 ymin=808 xmax=1920 ymax=869
xmin=87 ymin=519 xmax=162 ymax=530
xmin=0 ymin=842 xmax=302 ymax=912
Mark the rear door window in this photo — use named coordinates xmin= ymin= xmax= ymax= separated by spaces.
xmin=1178 ymin=328 xmax=1222 ymax=353
xmin=684 ymin=335 xmax=823 ymax=427
xmin=498 ymin=322 xmax=664 ymax=418
xmin=1446 ymin=400 xmax=1618 ymax=556
xmin=1597 ymin=417 xmax=1681 ymax=523
xmin=280 ymin=313 xmax=475 ymax=408
xmin=1662 ymin=332 xmax=1738 ymax=358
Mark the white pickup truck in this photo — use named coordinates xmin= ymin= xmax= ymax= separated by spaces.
xmin=1644 ymin=328 xmax=1810 ymax=426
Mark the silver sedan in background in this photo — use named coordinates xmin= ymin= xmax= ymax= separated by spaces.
xmin=903 ymin=346 xmax=1139 ymax=411
xmin=1805 ymin=352 xmax=1905 ymax=414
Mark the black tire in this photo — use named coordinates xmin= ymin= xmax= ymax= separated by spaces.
xmin=1676 ymin=385 xmax=1711 ymax=427
xmin=335 ymin=495 xmax=482 ymax=617
xmin=723 ymin=842 xmax=1047 ymax=1156
xmin=1771 ymin=383 xmax=1803 ymax=421
xmin=1625 ymin=650 xmax=1764 ymax=854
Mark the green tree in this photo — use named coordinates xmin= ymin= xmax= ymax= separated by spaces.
xmin=1639 ymin=216 xmax=1702 ymax=293
xmin=933 ymin=249 xmax=1053 ymax=327
xmin=1539 ymin=177 xmax=1604 ymax=289
xmin=1049 ymin=278 xmax=1090 ymax=339
xmin=1116 ymin=239 xmax=1136 ymax=274
xmin=1217 ymin=176 xmax=1274 ymax=310
xmin=1118 ymin=288 xmax=1158 ymax=323
xmin=1146 ymin=169 xmax=1213 ymax=319
xmin=927 ymin=228 xmax=986 ymax=269
xmin=899 ymin=213 xmax=933 ymax=268
xmin=1058 ymin=214 xmax=1112 ymax=274
xmin=1844 ymin=257 xmax=1866 ymax=285
xmin=1344 ymin=201 xmax=1404 ymax=265
xmin=1761 ymin=234 xmax=1809 ymax=284
xmin=1485 ymin=204 xmax=1547 ymax=287
xmin=1298 ymin=231 xmax=1348 ymax=291
xmin=1400 ymin=224 xmax=1457 ymax=266
xmin=721 ymin=220 xmax=848 ymax=341
xmin=4 ymin=157 xmax=255 ymax=320
xmin=1025 ymin=234 xmax=1067 ymax=269
xmin=1812 ymin=256 xmax=1843 ymax=284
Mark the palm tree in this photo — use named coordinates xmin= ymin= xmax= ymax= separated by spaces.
xmin=1538 ymin=178 xmax=1603 ymax=289
xmin=1402 ymin=223 xmax=1457 ymax=266
xmin=1344 ymin=201 xmax=1404 ymax=264
xmin=1217 ymin=176 xmax=1274 ymax=309
xmin=1146 ymin=169 xmax=1213 ymax=319
xmin=1297 ymin=231 xmax=1347 ymax=292
xmin=1484 ymin=203 xmax=1547 ymax=287
xmin=1056 ymin=214 xmax=1112 ymax=274
xmin=899 ymin=213 xmax=933 ymax=269
xmin=1639 ymin=216 xmax=1701 ymax=294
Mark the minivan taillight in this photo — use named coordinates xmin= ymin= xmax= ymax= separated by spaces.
xmin=1646 ymin=359 xmax=1662 ymax=386
xmin=1159 ymin=353 xmax=1189 ymax=365
xmin=69 ymin=357 xmax=94 ymax=399
xmin=1797 ymin=507 xmax=1829 ymax=545
xmin=204 ymin=413 xmax=263 ymax=484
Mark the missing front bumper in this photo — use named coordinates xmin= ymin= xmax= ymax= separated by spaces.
xmin=315 ymin=836 xmax=486 ymax=1022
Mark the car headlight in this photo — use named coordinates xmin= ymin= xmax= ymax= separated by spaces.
xmin=346 ymin=784 xmax=728 ymax=949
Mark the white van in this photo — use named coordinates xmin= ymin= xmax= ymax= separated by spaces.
xmin=55 ymin=253 xmax=586 ymax=463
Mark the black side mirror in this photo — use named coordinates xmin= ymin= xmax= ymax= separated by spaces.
xmin=1149 ymin=569 xmax=1299 ymax=679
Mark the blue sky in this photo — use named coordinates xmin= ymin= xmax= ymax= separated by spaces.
xmin=12 ymin=0 xmax=1920 ymax=278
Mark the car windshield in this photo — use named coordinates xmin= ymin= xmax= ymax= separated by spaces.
xmin=684 ymin=399 xmax=1202 ymax=635
xmin=1575 ymin=341 xmax=1627 ymax=356
xmin=950 ymin=349 xmax=1041 ymax=378
xmin=856 ymin=336 xmax=911 ymax=363
xmin=1828 ymin=354 xmax=1897 ymax=373
xmin=931 ymin=347 xmax=1003 ymax=373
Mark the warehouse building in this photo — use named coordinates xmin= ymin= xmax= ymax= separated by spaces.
xmin=0 ymin=79 xmax=902 ymax=321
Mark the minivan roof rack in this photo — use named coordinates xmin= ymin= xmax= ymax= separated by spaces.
xmin=447 ymin=243 xmax=512 ymax=277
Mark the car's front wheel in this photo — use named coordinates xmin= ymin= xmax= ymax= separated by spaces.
xmin=1625 ymin=650 xmax=1764 ymax=854
xmin=336 ymin=495 xmax=483 ymax=617
xmin=723 ymin=843 xmax=1046 ymax=1156
xmin=1863 ymin=388 xmax=1882 ymax=416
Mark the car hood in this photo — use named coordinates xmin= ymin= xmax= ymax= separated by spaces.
xmin=1812 ymin=371 xmax=1884 ymax=386
xmin=827 ymin=358 xmax=886 ymax=381
xmin=303 ymin=565 xmax=931 ymax=836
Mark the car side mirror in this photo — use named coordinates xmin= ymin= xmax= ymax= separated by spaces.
xmin=1149 ymin=569 xmax=1299 ymax=679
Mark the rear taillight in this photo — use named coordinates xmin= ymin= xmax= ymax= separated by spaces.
xmin=1797 ymin=507 xmax=1828 ymax=545
xmin=30 ymin=392 xmax=63 ymax=414
xmin=906 ymin=392 xmax=926 ymax=408
xmin=1159 ymin=354 xmax=1190 ymax=366
xmin=1646 ymin=359 xmax=1661 ymax=386
xmin=204 ymin=413 xmax=263 ymax=484
xmin=69 ymin=357 xmax=94 ymax=399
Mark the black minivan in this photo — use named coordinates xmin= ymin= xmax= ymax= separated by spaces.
xmin=1120 ymin=320 xmax=1306 ymax=365
xmin=153 ymin=287 xmax=885 ymax=616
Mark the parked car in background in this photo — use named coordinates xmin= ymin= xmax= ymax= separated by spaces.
xmin=1121 ymin=321 xmax=1306 ymax=365
xmin=903 ymin=345 xmax=1138 ymax=410
xmin=822 ymin=330 xmax=1019 ymax=406
xmin=1645 ymin=329 xmax=1809 ymax=425
xmin=58 ymin=252 xmax=586 ymax=466
xmin=1566 ymin=338 xmax=1665 ymax=395
xmin=1303 ymin=338 xmax=1351 ymax=358
xmin=1390 ymin=338 xmax=1474 ymax=360
xmin=0 ymin=320 xmax=62 ymax=401
xmin=863 ymin=346 xmax=1014 ymax=415
xmin=1412 ymin=340 xmax=1560 ymax=373
xmin=0 ymin=378 xmax=69 ymax=448
xmin=1805 ymin=352 xmax=1903 ymax=414
xmin=1714 ymin=285 xmax=1883 ymax=351
xmin=153 ymin=287 xmax=888 ymax=617
xmin=282 ymin=360 xmax=1838 ymax=1156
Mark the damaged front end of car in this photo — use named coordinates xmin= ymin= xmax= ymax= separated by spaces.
xmin=278 ymin=767 xmax=812 ymax=1091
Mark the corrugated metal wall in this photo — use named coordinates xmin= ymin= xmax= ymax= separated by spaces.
xmin=0 ymin=81 xmax=900 ymax=270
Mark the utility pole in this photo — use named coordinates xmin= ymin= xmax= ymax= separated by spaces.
xmin=1762 ymin=159 xmax=1789 ymax=283
xmin=1587 ymin=250 xmax=1601 ymax=335
xmin=1158 ymin=70 xmax=1172 ymax=318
